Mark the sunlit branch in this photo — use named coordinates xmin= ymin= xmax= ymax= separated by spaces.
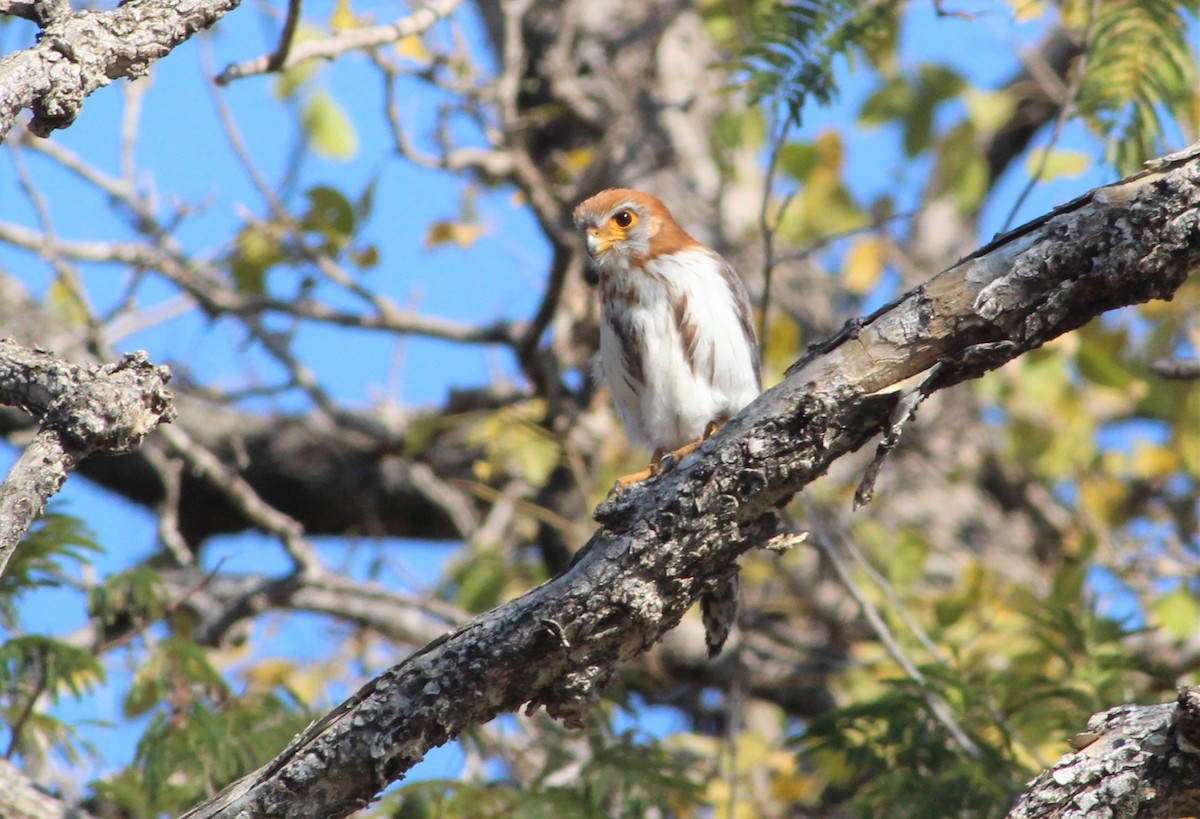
xmin=214 ymin=0 xmax=464 ymax=85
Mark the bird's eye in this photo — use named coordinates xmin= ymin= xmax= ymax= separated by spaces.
xmin=611 ymin=210 xmax=636 ymax=229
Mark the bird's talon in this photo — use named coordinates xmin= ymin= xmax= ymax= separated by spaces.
xmin=610 ymin=466 xmax=656 ymax=495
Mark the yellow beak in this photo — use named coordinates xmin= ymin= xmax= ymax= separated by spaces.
xmin=586 ymin=227 xmax=614 ymax=256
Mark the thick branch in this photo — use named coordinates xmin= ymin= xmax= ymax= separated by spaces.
xmin=0 ymin=342 xmax=175 ymax=578
xmin=181 ymin=144 xmax=1200 ymax=819
xmin=0 ymin=0 xmax=240 ymax=140
xmin=1007 ymin=686 xmax=1200 ymax=818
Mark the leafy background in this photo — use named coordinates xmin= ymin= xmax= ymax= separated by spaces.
xmin=0 ymin=0 xmax=1197 ymax=816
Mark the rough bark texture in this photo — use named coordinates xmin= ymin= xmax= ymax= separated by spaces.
xmin=181 ymin=143 xmax=1200 ymax=819
xmin=0 ymin=0 xmax=240 ymax=140
xmin=0 ymin=341 xmax=175 ymax=577
xmin=1007 ymin=686 xmax=1200 ymax=819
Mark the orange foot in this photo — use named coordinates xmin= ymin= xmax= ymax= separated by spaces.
xmin=610 ymin=420 xmax=727 ymax=494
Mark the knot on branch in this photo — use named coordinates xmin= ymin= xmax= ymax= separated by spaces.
xmin=43 ymin=351 xmax=176 ymax=455
xmin=539 ymin=663 xmax=614 ymax=729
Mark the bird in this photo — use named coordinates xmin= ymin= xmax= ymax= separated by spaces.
xmin=573 ymin=188 xmax=761 ymax=656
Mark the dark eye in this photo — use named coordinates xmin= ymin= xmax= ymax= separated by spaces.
xmin=612 ymin=210 xmax=635 ymax=229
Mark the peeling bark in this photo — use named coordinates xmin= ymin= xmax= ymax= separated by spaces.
xmin=181 ymin=143 xmax=1200 ymax=819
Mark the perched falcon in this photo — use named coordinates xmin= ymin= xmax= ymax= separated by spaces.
xmin=573 ymin=188 xmax=762 ymax=656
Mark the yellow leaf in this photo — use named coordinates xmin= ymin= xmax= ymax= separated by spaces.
xmin=843 ymin=235 xmax=884 ymax=294
xmin=271 ymin=25 xmax=325 ymax=99
xmin=1027 ymin=148 xmax=1090 ymax=181
xmin=964 ymin=88 xmax=1017 ymax=133
xmin=243 ymin=658 xmax=296 ymax=691
xmin=464 ymin=403 xmax=560 ymax=485
xmin=46 ymin=279 xmax=88 ymax=327
xmin=301 ymin=90 xmax=358 ymax=160
xmin=395 ymin=34 xmax=431 ymax=63
xmin=1152 ymin=585 xmax=1200 ymax=642
xmin=1130 ymin=443 xmax=1177 ymax=479
xmin=1012 ymin=0 xmax=1045 ymax=21
xmin=561 ymin=148 xmax=594 ymax=174
xmin=424 ymin=219 xmax=485 ymax=250
xmin=330 ymin=0 xmax=357 ymax=31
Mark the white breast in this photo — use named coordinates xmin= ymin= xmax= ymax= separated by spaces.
xmin=599 ymin=249 xmax=760 ymax=452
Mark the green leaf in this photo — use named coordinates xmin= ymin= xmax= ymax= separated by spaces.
xmin=301 ymin=185 xmax=356 ymax=249
xmin=860 ymin=76 xmax=912 ymax=126
xmin=0 ymin=635 xmax=105 ymax=704
xmin=777 ymin=141 xmax=821 ymax=181
xmin=349 ymin=244 xmax=380 ymax=270
xmin=1152 ymin=584 xmax=1200 ymax=642
xmin=453 ymin=552 xmax=507 ymax=613
xmin=88 ymin=566 xmax=167 ymax=627
xmin=228 ymin=226 xmax=285 ymax=294
xmin=0 ymin=510 xmax=99 ymax=624
xmin=1075 ymin=337 xmax=1132 ymax=389
xmin=887 ymin=529 xmax=928 ymax=590
xmin=935 ymin=121 xmax=988 ymax=212
xmin=270 ymin=25 xmax=325 ymax=100
xmin=301 ymin=90 xmax=358 ymax=160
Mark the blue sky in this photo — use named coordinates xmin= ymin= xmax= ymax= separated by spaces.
xmin=0 ymin=0 xmax=1188 ymax=801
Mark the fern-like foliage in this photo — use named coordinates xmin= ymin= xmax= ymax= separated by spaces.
xmin=1073 ymin=0 xmax=1200 ymax=173
xmin=740 ymin=0 xmax=902 ymax=123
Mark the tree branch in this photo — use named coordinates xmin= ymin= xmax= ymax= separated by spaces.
xmin=0 ymin=341 xmax=175 ymax=579
xmin=1007 ymin=686 xmax=1200 ymax=818
xmin=214 ymin=0 xmax=463 ymax=85
xmin=180 ymin=142 xmax=1200 ymax=819
xmin=0 ymin=0 xmax=241 ymax=140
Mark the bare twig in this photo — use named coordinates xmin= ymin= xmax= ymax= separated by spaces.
xmin=1150 ymin=358 xmax=1200 ymax=380
xmin=215 ymin=0 xmax=463 ymax=85
xmin=999 ymin=0 xmax=1098 ymax=232
xmin=158 ymin=425 xmax=319 ymax=574
xmin=798 ymin=504 xmax=983 ymax=758
xmin=757 ymin=114 xmax=795 ymax=346
xmin=264 ymin=0 xmax=303 ymax=72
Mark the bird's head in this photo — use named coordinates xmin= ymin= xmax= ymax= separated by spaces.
xmin=572 ymin=188 xmax=697 ymax=284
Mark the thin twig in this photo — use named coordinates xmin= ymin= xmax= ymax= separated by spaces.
xmin=999 ymin=0 xmax=1097 ymax=233
xmin=216 ymin=0 xmax=463 ymax=85
xmin=757 ymin=113 xmax=794 ymax=347
xmin=796 ymin=503 xmax=983 ymax=758
xmin=4 ymin=660 xmax=47 ymax=759
xmin=159 ymin=425 xmax=320 ymax=575
xmin=264 ymin=0 xmax=303 ymax=72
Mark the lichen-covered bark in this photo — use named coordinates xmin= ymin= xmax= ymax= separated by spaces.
xmin=0 ymin=342 xmax=175 ymax=577
xmin=182 ymin=143 xmax=1200 ymax=819
xmin=0 ymin=0 xmax=241 ymax=140
xmin=1007 ymin=687 xmax=1200 ymax=819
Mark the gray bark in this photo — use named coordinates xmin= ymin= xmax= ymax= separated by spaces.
xmin=0 ymin=341 xmax=175 ymax=578
xmin=0 ymin=0 xmax=241 ymax=140
xmin=1007 ymin=686 xmax=1200 ymax=819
